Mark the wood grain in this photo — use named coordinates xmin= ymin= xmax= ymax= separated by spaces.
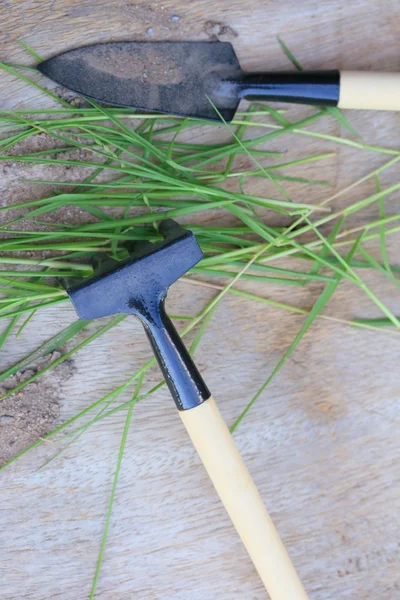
xmin=0 ymin=1 xmax=400 ymax=599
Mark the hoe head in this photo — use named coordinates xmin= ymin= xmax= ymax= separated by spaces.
xmin=67 ymin=220 xmax=203 ymax=322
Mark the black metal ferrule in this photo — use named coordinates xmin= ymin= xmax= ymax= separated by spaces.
xmin=137 ymin=301 xmax=211 ymax=411
xmin=237 ymin=70 xmax=340 ymax=106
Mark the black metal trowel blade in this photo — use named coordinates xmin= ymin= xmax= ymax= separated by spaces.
xmin=37 ymin=41 xmax=242 ymax=121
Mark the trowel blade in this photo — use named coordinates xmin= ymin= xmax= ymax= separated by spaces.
xmin=38 ymin=41 xmax=242 ymax=121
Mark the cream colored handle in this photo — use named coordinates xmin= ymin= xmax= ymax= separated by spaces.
xmin=339 ymin=71 xmax=400 ymax=111
xmin=180 ymin=397 xmax=308 ymax=600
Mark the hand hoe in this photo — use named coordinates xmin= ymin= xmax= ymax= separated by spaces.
xmin=66 ymin=220 xmax=309 ymax=599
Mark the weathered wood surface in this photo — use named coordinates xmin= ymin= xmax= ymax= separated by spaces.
xmin=0 ymin=1 xmax=399 ymax=599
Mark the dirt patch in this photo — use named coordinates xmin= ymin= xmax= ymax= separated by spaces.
xmin=0 ymin=138 xmax=105 ymax=230
xmin=54 ymin=86 xmax=87 ymax=107
xmin=204 ymin=21 xmax=238 ymax=41
xmin=0 ymin=352 xmax=75 ymax=466
xmin=82 ymin=44 xmax=184 ymax=85
xmin=0 ymin=132 xmax=91 ymax=467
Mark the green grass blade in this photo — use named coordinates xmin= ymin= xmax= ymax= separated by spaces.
xmin=231 ymin=222 xmax=362 ymax=431
xmin=0 ymin=319 xmax=90 ymax=382
xmin=277 ymin=37 xmax=361 ymax=140
xmin=352 ymin=317 xmax=400 ymax=328
xmin=0 ymin=61 xmax=71 ymax=107
xmin=0 ymin=315 xmax=20 ymax=351
xmin=0 ymin=316 xmax=125 ymax=396
xmin=18 ymin=40 xmax=43 ymax=61
xmin=89 ymin=373 xmax=144 ymax=600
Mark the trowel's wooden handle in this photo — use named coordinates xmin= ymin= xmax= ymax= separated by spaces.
xmin=338 ymin=71 xmax=400 ymax=111
xmin=180 ymin=397 xmax=308 ymax=600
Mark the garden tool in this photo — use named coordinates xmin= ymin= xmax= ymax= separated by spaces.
xmin=66 ymin=219 xmax=309 ymax=600
xmin=38 ymin=41 xmax=400 ymax=121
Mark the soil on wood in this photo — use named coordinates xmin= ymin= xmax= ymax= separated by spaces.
xmin=0 ymin=352 xmax=75 ymax=467
xmin=204 ymin=20 xmax=238 ymax=40
xmin=0 ymin=134 xmax=107 ymax=229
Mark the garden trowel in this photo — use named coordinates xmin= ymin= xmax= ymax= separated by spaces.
xmin=38 ymin=41 xmax=400 ymax=121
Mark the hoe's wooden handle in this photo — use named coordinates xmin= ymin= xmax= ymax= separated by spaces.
xmin=338 ymin=71 xmax=400 ymax=111
xmin=180 ymin=396 xmax=309 ymax=600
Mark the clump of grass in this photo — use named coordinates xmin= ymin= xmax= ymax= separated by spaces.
xmin=0 ymin=41 xmax=399 ymax=597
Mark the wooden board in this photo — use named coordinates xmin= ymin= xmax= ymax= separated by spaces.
xmin=0 ymin=1 xmax=399 ymax=599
